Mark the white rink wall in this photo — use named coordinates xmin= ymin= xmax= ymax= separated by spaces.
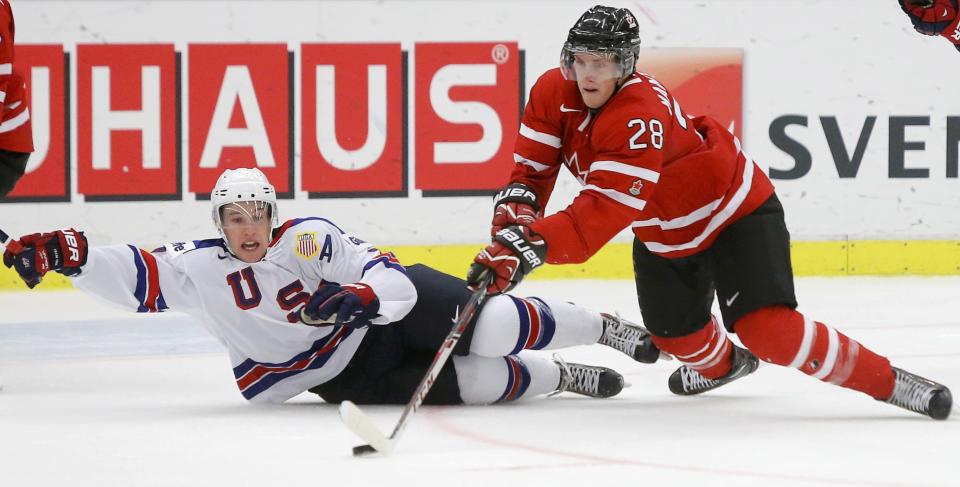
xmin=7 ymin=0 xmax=960 ymax=247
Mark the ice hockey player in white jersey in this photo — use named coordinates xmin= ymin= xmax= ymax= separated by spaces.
xmin=2 ymin=167 xmax=665 ymax=405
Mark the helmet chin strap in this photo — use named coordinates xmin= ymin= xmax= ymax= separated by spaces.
xmin=221 ymin=233 xmax=271 ymax=262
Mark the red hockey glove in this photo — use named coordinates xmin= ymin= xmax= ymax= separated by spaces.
xmin=467 ymin=225 xmax=546 ymax=295
xmin=899 ymin=0 xmax=960 ymax=49
xmin=299 ymin=282 xmax=380 ymax=329
xmin=2 ymin=229 xmax=88 ymax=289
xmin=491 ymin=183 xmax=541 ymax=237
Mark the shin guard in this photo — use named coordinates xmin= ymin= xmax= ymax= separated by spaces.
xmin=735 ymin=306 xmax=895 ymax=399
xmin=651 ymin=316 xmax=733 ymax=379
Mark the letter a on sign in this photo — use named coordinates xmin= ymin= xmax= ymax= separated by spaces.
xmin=188 ymin=44 xmax=291 ymax=196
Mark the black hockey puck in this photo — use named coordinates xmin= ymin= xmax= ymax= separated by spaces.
xmin=352 ymin=444 xmax=377 ymax=456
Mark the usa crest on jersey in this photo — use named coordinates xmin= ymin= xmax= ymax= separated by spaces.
xmin=295 ymin=232 xmax=318 ymax=259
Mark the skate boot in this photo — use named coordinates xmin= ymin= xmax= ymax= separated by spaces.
xmin=883 ymin=367 xmax=952 ymax=420
xmin=598 ymin=312 xmax=666 ymax=364
xmin=668 ymin=345 xmax=759 ymax=395
xmin=552 ymin=354 xmax=625 ymax=398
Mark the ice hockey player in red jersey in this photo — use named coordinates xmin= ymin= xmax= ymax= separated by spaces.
xmin=467 ymin=5 xmax=953 ymax=419
xmin=0 ymin=0 xmax=33 ymax=198
xmin=3 ymin=167 xmax=666 ymax=405
xmin=898 ymin=0 xmax=960 ymax=53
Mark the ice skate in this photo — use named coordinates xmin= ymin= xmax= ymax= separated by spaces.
xmin=883 ymin=367 xmax=952 ymax=420
xmin=668 ymin=345 xmax=759 ymax=395
xmin=552 ymin=353 xmax=625 ymax=398
xmin=598 ymin=312 xmax=667 ymax=364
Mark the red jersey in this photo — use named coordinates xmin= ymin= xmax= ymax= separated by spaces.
xmin=0 ymin=0 xmax=32 ymax=153
xmin=512 ymin=68 xmax=773 ymax=262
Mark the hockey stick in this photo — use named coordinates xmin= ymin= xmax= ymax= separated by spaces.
xmin=339 ymin=273 xmax=493 ymax=457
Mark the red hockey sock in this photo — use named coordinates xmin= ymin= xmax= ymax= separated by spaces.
xmin=651 ymin=316 xmax=733 ymax=379
xmin=735 ymin=305 xmax=895 ymax=400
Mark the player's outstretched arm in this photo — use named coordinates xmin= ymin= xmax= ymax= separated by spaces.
xmin=3 ymin=228 xmax=200 ymax=313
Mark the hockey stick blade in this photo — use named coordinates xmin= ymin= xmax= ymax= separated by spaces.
xmin=339 ymin=400 xmax=394 ymax=456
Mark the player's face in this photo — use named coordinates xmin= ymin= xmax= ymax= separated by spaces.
xmin=220 ymin=201 xmax=272 ymax=263
xmin=572 ymin=53 xmax=620 ymax=109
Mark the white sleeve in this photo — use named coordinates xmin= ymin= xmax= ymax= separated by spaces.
xmin=308 ymin=224 xmax=416 ymax=325
xmin=354 ymin=245 xmax=417 ymax=325
xmin=71 ymin=245 xmax=201 ymax=313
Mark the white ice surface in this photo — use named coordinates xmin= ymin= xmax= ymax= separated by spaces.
xmin=0 ymin=278 xmax=958 ymax=487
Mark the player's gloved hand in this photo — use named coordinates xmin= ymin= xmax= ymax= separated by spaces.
xmin=2 ymin=229 xmax=88 ymax=289
xmin=491 ymin=183 xmax=541 ymax=237
xmin=299 ymin=282 xmax=380 ymax=329
xmin=467 ymin=225 xmax=546 ymax=295
xmin=899 ymin=0 xmax=958 ymax=35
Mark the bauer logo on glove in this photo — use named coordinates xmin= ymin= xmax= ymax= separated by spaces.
xmin=467 ymin=225 xmax=547 ymax=295
xmin=491 ymin=182 xmax=541 ymax=236
xmin=497 ymin=227 xmax=544 ymax=268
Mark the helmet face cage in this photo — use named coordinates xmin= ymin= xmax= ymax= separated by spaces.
xmin=217 ymin=201 xmax=275 ymax=229
xmin=210 ymin=168 xmax=279 ymax=252
xmin=560 ymin=42 xmax=639 ymax=81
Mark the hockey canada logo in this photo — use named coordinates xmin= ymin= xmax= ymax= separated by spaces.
xmin=629 ymin=179 xmax=644 ymax=196
xmin=295 ymin=232 xmax=319 ymax=260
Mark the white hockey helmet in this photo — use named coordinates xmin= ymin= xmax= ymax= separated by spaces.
xmin=211 ymin=168 xmax=279 ymax=239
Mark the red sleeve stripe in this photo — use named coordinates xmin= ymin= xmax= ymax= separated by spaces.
xmin=519 ymin=122 xmax=561 ymax=148
xmin=513 ymin=153 xmax=551 ymax=172
xmin=590 ymin=160 xmax=660 ymax=183
xmin=137 ymin=248 xmax=163 ymax=313
xmin=583 ymin=184 xmax=647 ymax=211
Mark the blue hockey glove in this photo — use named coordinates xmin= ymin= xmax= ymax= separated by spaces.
xmin=299 ymin=282 xmax=380 ymax=329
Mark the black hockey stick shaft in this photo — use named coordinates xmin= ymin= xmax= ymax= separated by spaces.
xmin=389 ymin=275 xmax=490 ymax=438
xmin=348 ymin=274 xmax=493 ymax=455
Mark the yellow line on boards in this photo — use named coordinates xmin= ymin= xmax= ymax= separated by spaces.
xmin=2 ymin=240 xmax=957 ymax=291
